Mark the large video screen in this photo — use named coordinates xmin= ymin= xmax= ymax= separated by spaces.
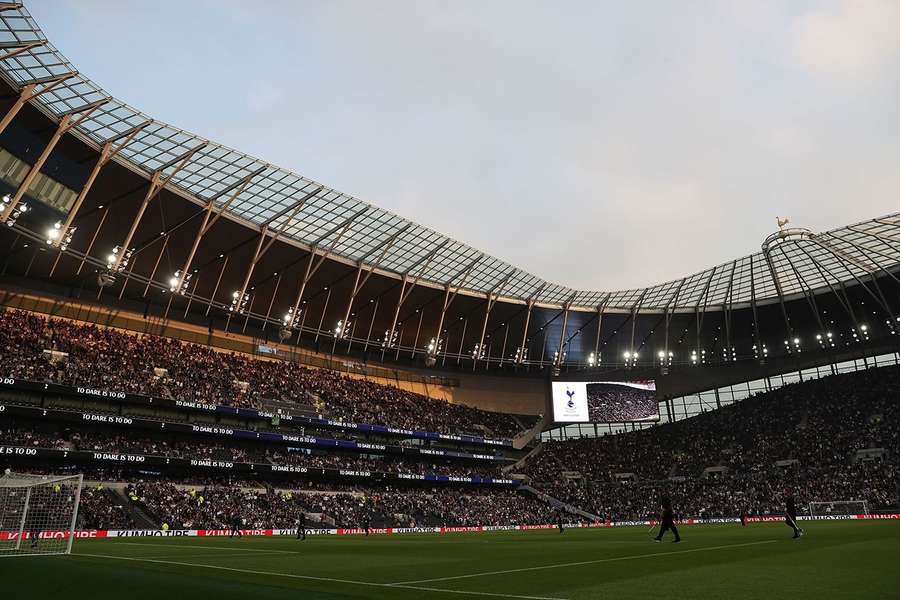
xmin=550 ymin=380 xmax=658 ymax=423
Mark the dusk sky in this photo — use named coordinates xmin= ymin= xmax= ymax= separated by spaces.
xmin=27 ymin=0 xmax=900 ymax=291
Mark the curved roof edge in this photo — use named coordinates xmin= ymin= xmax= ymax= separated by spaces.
xmin=1 ymin=3 xmax=899 ymax=313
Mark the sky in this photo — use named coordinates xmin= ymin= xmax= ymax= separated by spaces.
xmin=25 ymin=0 xmax=900 ymax=291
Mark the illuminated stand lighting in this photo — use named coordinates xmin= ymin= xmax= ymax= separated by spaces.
xmin=167 ymin=270 xmax=192 ymax=295
xmin=752 ymin=343 xmax=768 ymax=362
xmin=425 ymin=337 xmax=443 ymax=367
xmin=587 ymin=351 xmax=598 ymax=367
xmin=381 ymin=328 xmax=399 ymax=349
xmin=553 ymin=349 xmax=567 ymax=366
xmin=623 ymin=350 xmax=637 ymax=368
xmin=513 ymin=345 xmax=529 ymax=364
xmin=229 ymin=290 xmax=250 ymax=314
xmin=721 ymin=346 xmax=737 ymax=363
xmin=334 ymin=319 xmax=352 ymax=340
xmin=105 ymin=246 xmax=133 ymax=271
xmin=816 ymin=332 xmax=835 ymax=348
xmin=657 ymin=350 xmax=673 ymax=374
xmin=887 ymin=318 xmax=900 ymax=336
xmin=0 ymin=194 xmax=28 ymax=226
xmin=46 ymin=221 xmax=75 ymax=250
xmin=279 ymin=306 xmax=303 ymax=341
xmin=471 ymin=343 xmax=486 ymax=360
xmin=97 ymin=245 xmax=133 ymax=287
xmin=690 ymin=349 xmax=706 ymax=365
xmin=783 ymin=337 xmax=801 ymax=354
xmin=852 ymin=324 xmax=869 ymax=342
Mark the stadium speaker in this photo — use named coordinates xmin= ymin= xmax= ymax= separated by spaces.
xmin=278 ymin=327 xmax=293 ymax=342
xmin=425 ymin=355 xmax=436 ymax=367
xmin=96 ymin=271 xmax=116 ymax=287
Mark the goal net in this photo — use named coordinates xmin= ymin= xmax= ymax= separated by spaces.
xmin=808 ymin=500 xmax=869 ymax=518
xmin=0 ymin=471 xmax=83 ymax=557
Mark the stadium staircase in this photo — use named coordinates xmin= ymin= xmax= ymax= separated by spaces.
xmin=502 ymin=442 xmax=544 ymax=476
xmin=512 ymin=414 xmax=550 ymax=450
xmin=511 ymin=414 xmax=534 ymax=434
xmin=107 ymin=485 xmax=159 ymax=529
xmin=518 ymin=485 xmax=601 ymax=522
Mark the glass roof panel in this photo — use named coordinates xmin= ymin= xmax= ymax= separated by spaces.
xmin=0 ymin=4 xmax=898 ymax=312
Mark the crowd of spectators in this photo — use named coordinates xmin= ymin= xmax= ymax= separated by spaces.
xmin=76 ymin=485 xmax=135 ymax=530
xmin=586 ymin=383 xmax=658 ymax=422
xmin=527 ymin=366 xmax=900 ymax=518
xmin=0 ymin=423 xmax=505 ymax=479
xmin=0 ymin=309 xmax=529 ymax=438
xmin=128 ymin=482 xmax=565 ymax=529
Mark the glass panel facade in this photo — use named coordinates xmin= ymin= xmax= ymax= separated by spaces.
xmin=0 ymin=147 xmax=77 ymax=213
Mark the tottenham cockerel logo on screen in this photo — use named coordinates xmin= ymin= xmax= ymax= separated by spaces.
xmin=551 ymin=382 xmax=589 ymax=422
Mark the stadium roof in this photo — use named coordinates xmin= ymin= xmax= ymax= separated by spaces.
xmin=1 ymin=3 xmax=899 ymax=314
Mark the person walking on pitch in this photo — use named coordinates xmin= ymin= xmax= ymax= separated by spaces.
xmin=297 ymin=512 xmax=307 ymax=541
xmin=653 ymin=496 xmax=681 ymax=543
xmin=785 ymin=494 xmax=803 ymax=539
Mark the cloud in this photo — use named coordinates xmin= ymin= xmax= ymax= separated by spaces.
xmin=793 ymin=0 xmax=900 ymax=85
xmin=25 ymin=1 xmax=900 ymax=292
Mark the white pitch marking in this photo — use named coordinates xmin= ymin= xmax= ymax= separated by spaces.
xmin=72 ymin=553 xmax=568 ymax=600
xmin=390 ymin=539 xmax=779 ymax=585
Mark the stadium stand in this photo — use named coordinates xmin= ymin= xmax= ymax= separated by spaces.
xmin=2 ymin=310 xmax=898 ymax=529
xmin=0 ymin=309 xmax=530 ymax=439
xmin=121 ymin=483 xmax=568 ymax=529
xmin=0 ymin=423 xmax=509 ymax=479
xmin=525 ymin=366 xmax=899 ymax=519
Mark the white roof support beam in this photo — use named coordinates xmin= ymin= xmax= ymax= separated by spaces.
xmin=473 ymin=268 xmax=516 ymax=369
xmin=810 ymin=236 xmax=896 ymax=321
xmin=108 ymin=143 xmax=207 ymax=272
xmin=517 ymin=284 xmax=546 ymax=364
xmin=284 ymin=208 xmax=369 ymax=329
xmin=628 ymin=289 xmax=648 ymax=356
xmin=663 ymin=278 xmax=686 ymax=359
xmin=430 ymin=254 xmax=484 ymax=354
xmin=555 ymin=292 xmax=578 ymax=365
xmin=831 ymin=232 xmax=899 ymax=273
xmin=170 ymin=167 xmax=271 ymax=292
xmin=722 ymin=260 xmax=738 ymax=357
xmin=592 ymin=292 xmax=612 ymax=362
xmin=795 ymin=242 xmax=861 ymax=331
xmin=693 ymin=267 xmax=718 ymax=355
xmin=54 ymin=119 xmax=153 ymax=243
xmin=384 ymin=239 xmax=450 ymax=351
xmin=0 ymin=40 xmax=45 ymax=62
xmin=232 ymin=193 xmax=314 ymax=310
xmin=778 ymin=245 xmax=826 ymax=335
xmin=762 ymin=250 xmax=794 ymax=339
xmin=1 ymin=97 xmax=109 ymax=223
xmin=826 ymin=231 xmax=900 ymax=287
xmin=0 ymin=71 xmax=77 ymax=136
xmin=338 ymin=224 xmax=410 ymax=336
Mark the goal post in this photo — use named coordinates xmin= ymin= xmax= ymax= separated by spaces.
xmin=808 ymin=500 xmax=869 ymax=518
xmin=0 ymin=471 xmax=83 ymax=557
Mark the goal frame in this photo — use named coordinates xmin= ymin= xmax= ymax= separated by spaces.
xmin=808 ymin=499 xmax=869 ymax=518
xmin=0 ymin=471 xmax=84 ymax=557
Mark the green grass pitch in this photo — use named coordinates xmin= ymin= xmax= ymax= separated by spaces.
xmin=4 ymin=521 xmax=899 ymax=599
